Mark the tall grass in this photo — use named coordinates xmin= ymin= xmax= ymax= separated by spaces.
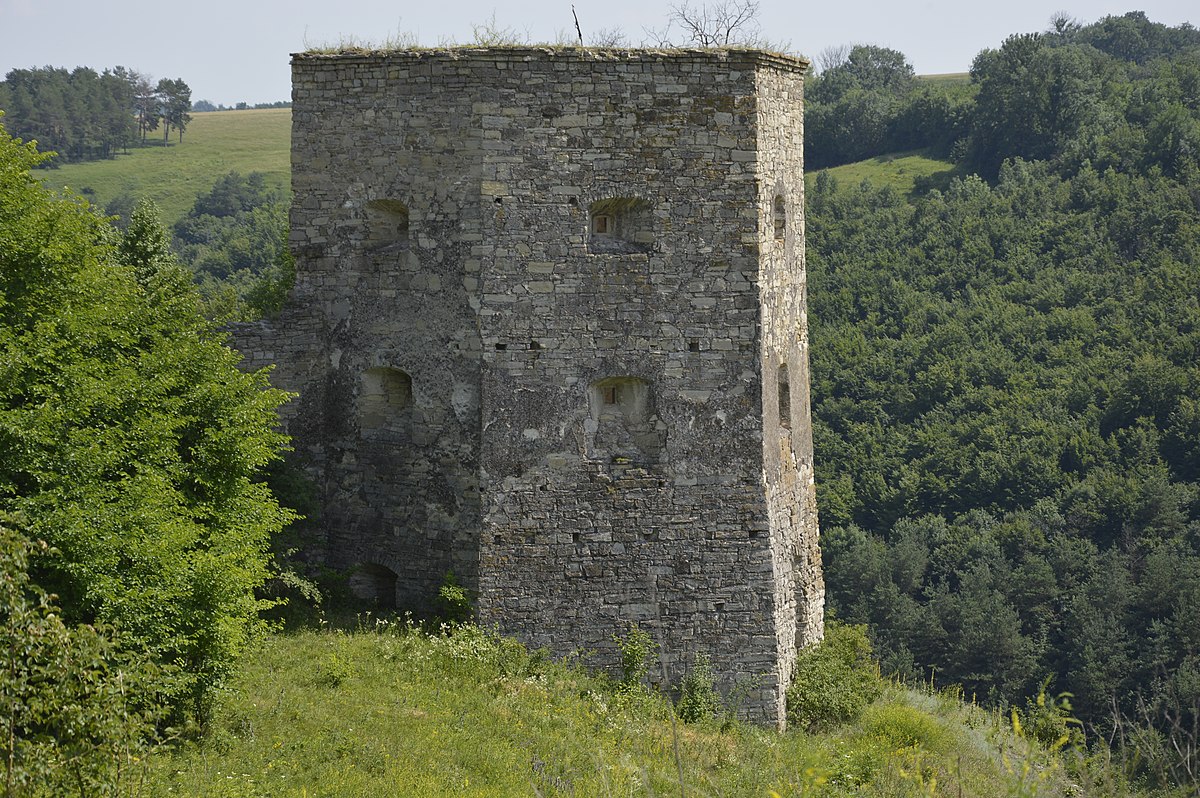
xmin=140 ymin=619 xmax=1082 ymax=797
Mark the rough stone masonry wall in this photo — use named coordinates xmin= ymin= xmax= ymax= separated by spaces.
xmin=237 ymin=53 xmax=490 ymax=611
xmin=456 ymin=49 xmax=818 ymax=725
xmin=239 ymin=47 xmax=821 ymax=726
xmin=754 ymin=65 xmax=825 ymax=706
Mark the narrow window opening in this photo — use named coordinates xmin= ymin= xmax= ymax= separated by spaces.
xmin=572 ymin=532 xmax=581 ymax=543
xmin=778 ymin=363 xmax=792 ymax=430
xmin=587 ymin=197 xmax=654 ymax=254
xmin=773 ymin=195 xmax=786 ymax=241
xmin=688 ymin=340 xmax=700 ymax=352
xmin=360 ymin=367 xmax=413 ymax=432
xmin=529 ymin=340 xmax=542 ymax=351
xmin=495 ymin=342 xmax=507 ymax=351
xmin=587 ymin=376 xmax=665 ymax=463
xmin=365 ymin=199 xmax=410 ymax=247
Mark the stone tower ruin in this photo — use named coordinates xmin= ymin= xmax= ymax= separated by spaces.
xmin=236 ymin=46 xmax=823 ymax=725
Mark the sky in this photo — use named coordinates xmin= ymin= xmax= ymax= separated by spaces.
xmin=0 ymin=0 xmax=1195 ymax=106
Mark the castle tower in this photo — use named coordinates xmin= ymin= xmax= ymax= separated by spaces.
xmin=238 ymin=47 xmax=823 ymax=725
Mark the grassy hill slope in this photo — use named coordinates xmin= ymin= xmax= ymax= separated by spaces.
xmin=805 ymin=150 xmax=960 ymax=197
xmin=145 ymin=622 xmax=1079 ymax=797
xmin=38 ymin=108 xmax=290 ymax=226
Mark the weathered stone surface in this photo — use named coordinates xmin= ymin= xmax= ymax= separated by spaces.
xmin=233 ymin=47 xmax=823 ymax=727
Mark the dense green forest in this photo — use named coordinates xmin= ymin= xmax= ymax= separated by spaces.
xmin=102 ymin=169 xmax=290 ymax=320
xmin=0 ymin=66 xmax=193 ymax=163
xmin=165 ymin=170 xmax=293 ymax=319
xmin=808 ymin=11 xmax=1200 ymax=791
xmin=805 ymin=11 xmax=1200 ymax=174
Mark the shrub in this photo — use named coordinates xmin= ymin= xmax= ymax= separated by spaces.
xmin=677 ymin=652 xmax=721 ymax=723
xmin=787 ymin=621 xmax=884 ymax=729
xmin=1016 ymin=683 xmax=1084 ymax=751
xmin=1 ymin=520 xmax=161 ymax=796
xmin=614 ymin=623 xmax=658 ymax=691
xmin=861 ymin=702 xmax=950 ymax=752
xmin=435 ymin=571 xmax=472 ymax=624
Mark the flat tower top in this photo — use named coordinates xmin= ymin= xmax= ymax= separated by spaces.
xmin=293 ymin=45 xmax=809 ymax=73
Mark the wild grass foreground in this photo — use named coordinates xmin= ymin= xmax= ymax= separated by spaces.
xmin=134 ymin=618 xmax=1114 ymax=798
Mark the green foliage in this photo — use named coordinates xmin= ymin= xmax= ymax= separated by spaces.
xmin=861 ymin=702 xmax=950 ymax=753
xmin=0 ymin=66 xmax=140 ymax=163
xmin=141 ymin=625 xmax=1074 ymax=798
xmin=811 ymin=22 xmax=1200 ymax=784
xmin=614 ymin=622 xmax=659 ymax=691
xmin=118 ymin=198 xmax=175 ymax=281
xmin=171 ymin=171 xmax=293 ymax=320
xmin=808 ymin=13 xmax=1200 ymax=179
xmin=156 ymin=77 xmax=193 ymax=143
xmin=1016 ymin=685 xmax=1084 ymax=752
xmin=1 ymin=518 xmax=160 ymax=796
xmin=807 ymin=45 xmax=922 ymax=169
xmin=315 ymin=644 xmax=354 ymax=688
xmin=676 ymin=652 xmax=721 ymax=723
xmin=255 ymin=457 xmax=324 ymax=627
xmin=0 ymin=121 xmax=294 ymax=722
xmin=787 ymin=622 xmax=884 ymax=730
xmin=812 ymin=156 xmax=1200 ymax=729
xmin=434 ymin=571 xmax=472 ymax=624
xmin=0 ymin=66 xmax=193 ymax=164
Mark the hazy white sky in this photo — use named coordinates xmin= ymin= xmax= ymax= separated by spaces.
xmin=0 ymin=0 xmax=1195 ymax=105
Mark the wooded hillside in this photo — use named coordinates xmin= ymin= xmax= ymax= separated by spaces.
xmin=809 ymin=12 xmax=1200 ymax=791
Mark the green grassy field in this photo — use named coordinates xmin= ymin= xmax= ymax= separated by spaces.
xmin=916 ymin=72 xmax=971 ymax=83
xmin=806 ymin=150 xmax=961 ymax=197
xmin=38 ymin=108 xmax=290 ymax=226
xmin=142 ymin=621 xmax=1075 ymax=798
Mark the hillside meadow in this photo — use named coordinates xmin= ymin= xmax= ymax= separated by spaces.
xmin=37 ymin=108 xmax=290 ymax=225
xmin=804 ymin=150 xmax=959 ymax=198
xmin=142 ymin=619 xmax=1088 ymax=798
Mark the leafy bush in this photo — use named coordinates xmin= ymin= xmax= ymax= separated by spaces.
xmin=677 ymin=652 xmax=721 ymax=723
xmin=861 ymin=702 xmax=950 ymax=752
xmin=1 ymin=519 xmax=160 ymax=796
xmin=435 ymin=571 xmax=472 ymax=624
xmin=787 ymin=622 xmax=884 ymax=730
xmin=1016 ymin=684 xmax=1084 ymax=752
xmin=0 ymin=123 xmax=294 ymax=722
xmin=614 ymin=623 xmax=658 ymax=691
xmin=316 ymin=648 xmax=354 ymax=688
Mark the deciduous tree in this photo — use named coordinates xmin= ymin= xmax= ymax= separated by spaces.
xmin=0 ymin=123 xmax=293 ymax=720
